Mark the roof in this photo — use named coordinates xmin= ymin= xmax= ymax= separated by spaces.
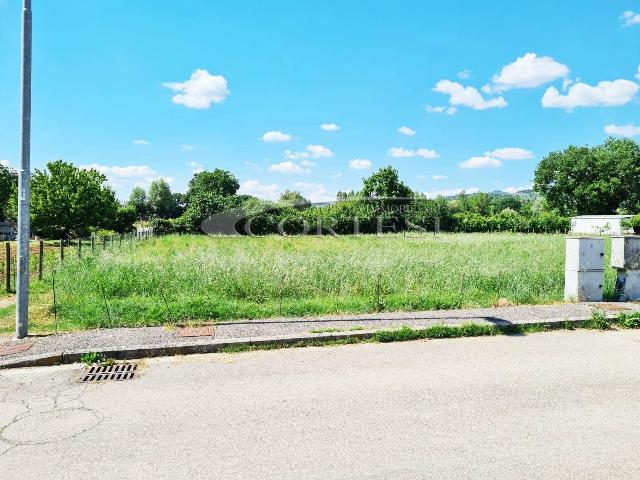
xmin=571 ymin=215 xmax=632 ymax=219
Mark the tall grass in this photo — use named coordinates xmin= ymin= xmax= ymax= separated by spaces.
xmin=1 ymin=233 xmax=618 ymax=331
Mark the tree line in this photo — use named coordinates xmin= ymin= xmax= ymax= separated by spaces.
xmin=0 ymin=137 xmax=638 ymax=238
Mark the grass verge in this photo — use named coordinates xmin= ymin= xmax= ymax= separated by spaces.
xmin=218 ymin=310 xmax=640 ymax=354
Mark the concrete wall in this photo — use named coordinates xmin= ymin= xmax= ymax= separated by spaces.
xmin=570 ymin=215 xmax=632 ymax=236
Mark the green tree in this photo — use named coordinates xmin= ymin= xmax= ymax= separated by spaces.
xmin=181 ymin=169 xmax=240 ymax=232
xmin=534 ymin=138 xmax=640 ymax=215
xmin=24 ymin=160 xmax=118 ymax=238
xmin=128 ymin=186 xmax=149 ymax=220
xmin=492 ymin=195 xmax=524 ymax=213
xmin=279 ymin=190 xmax=310 ymax=209
xmin=181 ymin=192 xmax=231 ymax=232
xmin=0 ymin=164 xmax=18 ymax=220
xmin=361 ymin=166 xmax=412 ymax=198
xmin=452 ymin=191 xmax=471 ymax=213
xmin=111 ymin=205 xmax=137 ymax=233
xmin=468 ymin=192 xmax=492 ymax=215
xmin=187 ymin=169 xmax=239 ymax=200
xmin=148 ymin=179 xmax=176 ymax=218
xmin=171 ymin=192 xmax=187 ymax=218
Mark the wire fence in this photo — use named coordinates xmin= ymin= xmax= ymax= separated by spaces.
xmin=0 ymin=230 xmax=154 ymax=293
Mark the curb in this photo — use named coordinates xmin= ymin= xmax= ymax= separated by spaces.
xmin=0 ymin=331 xmax=376 ymax=370
xmin=0 ymin=314 xmax=618 ymax=370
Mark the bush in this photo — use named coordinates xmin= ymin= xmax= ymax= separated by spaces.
xmin=150 ymin=217 xmax=188 ymax=236
xmin=452 ymin=210 xmax=569 ymax=233
xmin=622 ymin=214 xmax=640 ymax=230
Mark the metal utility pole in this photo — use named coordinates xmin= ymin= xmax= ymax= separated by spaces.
xmin=16 ymin=0 xmax=32 ymax=339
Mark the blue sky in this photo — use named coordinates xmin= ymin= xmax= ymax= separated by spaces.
xmin=0 ymin=0 xmax=639 ymax=202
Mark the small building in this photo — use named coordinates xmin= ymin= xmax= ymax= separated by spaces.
xmin=570 ymin=215 xmax=633 ymax=235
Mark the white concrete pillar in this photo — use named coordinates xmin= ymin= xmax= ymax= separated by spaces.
xmin=611 ymin=236 xmax=640 ymax=301
xmin=564 ymin=237 xmax=604 ymax=302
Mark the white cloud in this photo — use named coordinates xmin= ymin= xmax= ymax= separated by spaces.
xmin=80 ymin=163 xmax=174 ymax=196
xmin=0 ymin=159 xmax=12 ymax=168
xmin=457 ymin=70 xmax=470 ymax=80
xmin=397 ymin=126 xmax=416 ymax=136
xmin=636 ymin=65 xmax=640 ymax=81
xmin=133 ymin=139 xmax=151 ymax=145
xmin=307 ymin=144 xmax=334 ymax=158
xmin=416 ymin=148 xmax=439 ymax=159
xmin=86 ymin=164 xmax=158 ymax=178
xmin=621 ymin=10 xmax=640 ymax=26
xmin=238 ymin=180 xmax=281 ymax=201
xmin=488 ymin=53 xmax=569 ymax=92
xmin=604 ymin=123 xmax=640 ymax=137
xmin=163 ymin=69 xmax=230 ymax=109
xmin=459 ymin=156 xmax=502 ymax=169
xmin=298 ymin=159 xmax=315 ymax=168
xmin=189 ymin=161 xmax=204 ymax=173
xmin=388 ymin=147 xmax=439 ymax=159
xmin=426 ymin=105 xmax=458 ymax=115
xmin=349 ymin=159 xmax=372 ymax=170
xmin=433 ymin=80 xmax=507 ymax=110
xmin=542 ymin=79 xmax=639 ymax=110
xmin=261 ymin=131 xmax=292 ymax=142
xmin=329 ymin=172 xmax=342 ymax=179
xmin=424 ymin=187 xmax=479 ymax=199
xmin=484 ymin=147 xmax=534 ymax=160
xmin=292 ymin=182 xmax=334 ymax=203
xmin=182 ymin=144 xmax=196 ymax=151
xmin=321 ymin=123 xmax=340 ymax=131
xmin=503 ymin=184 xmax=532 ymax=194
xmin=432 ymin=174 xmax=447 ymax=180
xmin=389 ymin=147 xmax=416 ymax=158
xmin=284 ymin=150 xmax=307 ymax=160
xmin=285 ymin=144 xmax=334 ymax=160
xmin=268 ymin=161 xmax=310 ymax=174
xmin=562 ymin=78 xmax=575 ymax=92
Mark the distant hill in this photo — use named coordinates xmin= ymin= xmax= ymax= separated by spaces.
xmin=512 ymin=189 xmax=537 ymax=200
xmin=445 ymin=189 xmax=537 ymax=200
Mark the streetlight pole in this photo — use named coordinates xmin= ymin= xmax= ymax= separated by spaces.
xmin=16 ymin=0 xmax=32 ymax=339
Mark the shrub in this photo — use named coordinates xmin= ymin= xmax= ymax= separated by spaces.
xmin=621 ymin=214 xmax=640 ymax=230
xmin=150 ymin=217 xmax=188 ymax=236
xmin=583 ymin=309 xmax=610 ymax=330
xmin=617 ymin=312 xmax=640 ymax=329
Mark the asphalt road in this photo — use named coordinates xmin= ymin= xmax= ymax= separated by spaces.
xmin=2 ymin=329 xmax=640 ymax=479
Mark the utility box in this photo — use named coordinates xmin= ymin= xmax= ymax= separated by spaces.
xmin=615 ymin=270 xmax=640 ymax=301
xmin=565 ymin=271 xmax=604 ymax=302
xmin=565 ymin=237 xmax=605 ymax=271
xmin=564 ymin=237 xmax=605 ymax=302
xmin=611 ymin=236 xmax=640 ymax=270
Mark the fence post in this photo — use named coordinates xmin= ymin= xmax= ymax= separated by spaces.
xmin=77 ymin=238 xmax=82 ymax=257
xmin=5 ymin=242 xmax=10 ymax=292
xmin=119 ymin=233 xmax=122 ymax=247
xmin=102 ymin=236 xmax=107 ymax=251
xmin=91 ymin=235 xmax=95 ymax=254
xmin=59 ymin=238 xmax=64 ymax=262
xmin=38 ymin=240 xmax=43 ymax=280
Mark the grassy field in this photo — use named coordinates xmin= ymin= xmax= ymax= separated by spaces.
xmin=0 ymin=233 xmax=619 ymax=333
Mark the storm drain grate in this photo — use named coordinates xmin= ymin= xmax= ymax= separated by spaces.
xmin=80 ymin=363 xmax=138 ymax=382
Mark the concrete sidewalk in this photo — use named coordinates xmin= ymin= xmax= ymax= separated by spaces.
xmin=1 ymin=302 xmax=639 ymax=368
